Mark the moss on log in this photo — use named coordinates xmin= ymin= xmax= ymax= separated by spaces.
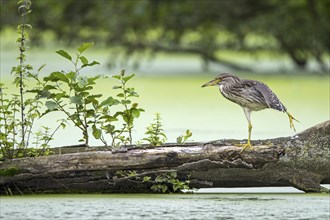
xmin=0 ymin=121 xmax=329 ymax=195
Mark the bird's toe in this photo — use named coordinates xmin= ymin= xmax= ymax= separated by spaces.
xmin=236 ymin=142 xmax=253 ymax=153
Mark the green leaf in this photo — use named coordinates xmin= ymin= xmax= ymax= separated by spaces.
xmin=79 ymin=56 xmax=88 ymax=65
xmin=155 ymin=175 xmax=164 ymax=183
xmin=173 ymin=184 xmax=180 ymax=192
xmin=132 ymin=103 xmax=138 ymax=108
xmin=77 ymin=42 xmax=94 ymax=53
xmin=55 ymin=92 xmax=69 ymax=101
xmin=161 ymin=184 xmax=168 ymax=193
xmin=112 ymin=75 xmax=121 ymax=80
xmin=92 ymin=125 xmax=102 ymax=139
xmin=100 ymin=97 xmax=120 ymax=107
xmin=177 ymin=136 xmax=183 ymax=144
xmin=87 ymin=75 xmax=101 ymax=84
xmin=143 ymin=176 xmax=151 ymax=182
xmin=112 ymin=86 xmax=122 ymax=89
xmin=59 ymin=122 xmax=67 ymax=129
xmin=170 ymin=172 xmax=177 ymax=178
xmin=85 ymin=109 xmax=95 ymax=118
xmin=127 ymin=91 xmax=139 ymax=97
xmin=104 ymin=124 xmax=116 ymax=132
xmin=56 ymin=50 xmax=72 ymax=61
xmin=43 ymin=85 xmax=57 ymax=90
xmin=88 ymin=94 xmax=103 ymax=99
xmin=66 ymin=71 xmax=76 ymax=80
xmin=186 ymin=129 xmax=192 ymax=137
xmin=84 ymin=96 xmax=97 ymax=105
xmin=70 ymin=96 xmax=83 ymax=105
xmin=45 ymin=101 xmax=57 ymax=110
xmin=44 ymin=71 xmax=69 ymax=83
xmin=37 ymin=64 xmax=46 ymax=73
xmin=81 ymin=61 xmax=100 ymax=68
xmin=121 ymin=100 xmax=131 ymax=105
xmin=39 ymin=90 xmax=52 ymax=99
xmin=131 ymin=109 xmax=141 ymax=118
xmin=123 ymin=74 xmax=135 ymax=82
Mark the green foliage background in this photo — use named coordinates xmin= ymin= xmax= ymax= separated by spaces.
xmin=1 ymin=0 xmax=329 ymax=71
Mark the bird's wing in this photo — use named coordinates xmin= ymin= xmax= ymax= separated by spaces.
xmin=252 ymin=81 xmax=287 ymax=112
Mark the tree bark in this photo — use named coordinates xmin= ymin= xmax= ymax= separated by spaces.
xmin=0 ymin=121 xmax=329 ymax=195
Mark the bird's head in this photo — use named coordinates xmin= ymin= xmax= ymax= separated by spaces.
xmin=201 ymin=73 xmax=240 ymax=88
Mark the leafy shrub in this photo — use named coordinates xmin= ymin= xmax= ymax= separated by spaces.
xmin=30 ymin=43 xmax=144 ymax=148
xmin=143 ymin=113 xmax=167 ymax=146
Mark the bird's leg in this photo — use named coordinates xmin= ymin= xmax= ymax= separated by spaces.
xmin=237 ymin=123 xmax=253 ymax=152
xmin=239 ymin=122 xmax=253 ymax=152
xmin=247 ymin=122 xmax=252 ymax=147
xmin=286 ymin=112 xmax=299 ymax=132
xmin=237 ymin=108 xmax=253 ymax=152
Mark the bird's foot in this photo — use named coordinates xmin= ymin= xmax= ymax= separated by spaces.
xmin=236 ymin=142 xmax=253 ymax=153
xmin=287 ymin=112 xmax=299 ymax=132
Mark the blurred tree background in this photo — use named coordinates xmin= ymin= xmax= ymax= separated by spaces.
xmin=1 ymin=0 xmax=329 ymax=73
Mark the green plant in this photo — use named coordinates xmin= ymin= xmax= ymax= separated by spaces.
xmin=0 ymin=88 xmax=19 ymax=159
xmin=0 ymin=167 xmax=20 ymax=177
xmin=114 ymin=170 xmax=191 ymax=193
xmin=109 ymin=70 xmax=144 ymax=146
xmin=143 ymin=113 xmax=167 ymax=146
xmin=0 ymin=85 xmax=62 ymax=159
xmin=0 ymin=0 xmax=62 ymax=159
xmin=144 ymin=172 xmax=191 ymax=193
xmin=31 ymin=42 xmax=104 ymax=145
xmin=115 ymin=170 xmax=138 ymax=178
xmin=29 ymin=124 xmax=64 ymax=156
xmin=31 ymin=44 xmax=144 ymax=148
xmin=176 ymin=129 xmax=193 ymax=144
xmin=15 ymin=0 xmax=32 ymax=146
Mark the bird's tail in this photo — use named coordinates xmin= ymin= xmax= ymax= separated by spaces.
xmin=286 ymin=112 xmax=299 ymax=132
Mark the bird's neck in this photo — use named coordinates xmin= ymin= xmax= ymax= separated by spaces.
xmin=219 ymin=84 xmax=229 ymax=97
xmin=219 ymin=84 xmax=225 ymax=93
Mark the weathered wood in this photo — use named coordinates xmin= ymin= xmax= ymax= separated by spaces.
xmin=0 ymin=121 xmax=329 ymax=194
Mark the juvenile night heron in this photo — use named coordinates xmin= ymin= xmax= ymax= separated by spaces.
xmin=202 ymin=73 xmax=298 ymax=150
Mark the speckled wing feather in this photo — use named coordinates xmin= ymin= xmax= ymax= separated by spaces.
xmin=253 ymin=81 xmax=287 ymax=112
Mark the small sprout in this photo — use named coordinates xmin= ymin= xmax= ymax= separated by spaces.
xmin=177 ymin=129 xmax=193 ymax=144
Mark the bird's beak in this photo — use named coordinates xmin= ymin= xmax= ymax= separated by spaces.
xmin=201 ymin=78 xmax=221 ymax=87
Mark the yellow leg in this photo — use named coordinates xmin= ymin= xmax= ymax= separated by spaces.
xmin=287 ymin=112 xmax=299 ymax=132
xmin=238 ymin=122 xmax=253 ymax=152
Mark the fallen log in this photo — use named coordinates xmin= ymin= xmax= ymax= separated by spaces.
xmin=0 ymin=120 xmax=329 ymax=195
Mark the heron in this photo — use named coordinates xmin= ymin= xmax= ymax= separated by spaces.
xmin=202 ymin=73 xmax=298 ymax=151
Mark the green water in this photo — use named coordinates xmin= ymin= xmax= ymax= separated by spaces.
xmin=0 ymin=194 xmax=329 ymax=219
